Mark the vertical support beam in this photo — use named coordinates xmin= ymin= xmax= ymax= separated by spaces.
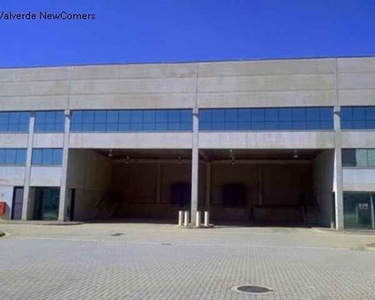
xmin=156 ymin=163 xmax=161 ymax=203
xmin=371 ymin=195 xmax=375 ymax=229
xmin=191 ymin=108 xmax=199 ymax=225
xmin=333 ymin=58 xmax=344 ymax=230
xmin=205 ymin=162 xmax=211 ymax=211
xmin=58 ymin=110 xmax=71 ymax=221
xmin=21 ymin=112 xmax=35 ymax=220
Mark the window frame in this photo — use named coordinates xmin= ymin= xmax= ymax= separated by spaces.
xmin=199 ymin=107 xmax=334 ymax=131
xmin=342 ymin=148 xmax=375 ymax=168
xmin=31 ymin=148 xmax=63 ymax=166
xmin=70 ymin=109 xmax=193 ymax=132
xmin=0 ymin=148 xmax=27 ymax=166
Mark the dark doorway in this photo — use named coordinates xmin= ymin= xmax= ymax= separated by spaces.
xmin=11 ymin=187 xmax=24 ymax=220
xmin=68 ymin=189 xmax=75 ymax=221
xmin=33 ymin=187 xmax=60 ymax=220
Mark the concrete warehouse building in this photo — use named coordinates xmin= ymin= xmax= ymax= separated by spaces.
xmin=0 ymin=56 xmax=375 ymax=230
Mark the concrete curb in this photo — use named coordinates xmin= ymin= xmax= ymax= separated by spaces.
xmin=176 ymin=224 xmax=215 ymax=229
xmin=365 ymin=243 xmax=375 ymax=251
xmin=0 ymin=221 xmax=83 ymax=226
xmin=310 ymin=227 xmax=375 ymax=236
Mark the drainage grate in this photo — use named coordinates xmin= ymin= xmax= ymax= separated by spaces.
xmin=232 ymin=285 xmax=273 ymax=295
xmin=111 ymin=233 xmax=124 ymax=236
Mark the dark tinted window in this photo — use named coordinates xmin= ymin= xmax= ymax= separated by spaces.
xmin=35 ymin=111 xmax=65 ymax=132
xmin=342 ymin=149 xmax=375 ymax=167
xmin=32 ymin=149 xmax=63 ymax=166
xmin=200 ymin=107 xmax=334 ymax=131
xmin=71 ymin=109 xmax=192 ymax=132
xmin=0 ymin=149 xmax=27 ymax=165
xmin=0 ymin=112 xmax=30 ymax=132
xmin=341 ymin=106 xmax=375 ymax=129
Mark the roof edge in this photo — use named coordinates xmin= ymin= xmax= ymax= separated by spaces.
xmin=1 ymin=54 xmax=375 ymax=70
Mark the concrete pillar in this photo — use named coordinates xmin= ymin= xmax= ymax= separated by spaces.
xmin=21 ymin=113 xmax=35 ymax=220
xmin=58 ymin=110 xmax=71 ymax=221
xmin=333 ymin=59 xmax=344 ymax=230
xmin=205 ymin=162 xmax=211 ymax=211
xmin=191 ymin=108 xmax=199 ymax=224
xmin=333 ymin=109 xmax=344 ymax=230
xmin=371 ymin=195 xmax=375 ymax=229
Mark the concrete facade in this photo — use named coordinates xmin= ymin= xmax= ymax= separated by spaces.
xmin=0 ymin=56 xmax=375 ymax=229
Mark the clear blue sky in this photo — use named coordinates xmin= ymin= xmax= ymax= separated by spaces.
xmin=0 ymin=0 xmax=374 ymax=67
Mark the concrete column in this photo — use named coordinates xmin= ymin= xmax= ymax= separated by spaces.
xmin=333 ymin=59 xmax=344 ymax=230
xmin=333 ymin=108 xmax=344 ymax=230
xmin=58 ymin=110 xmax=71 ymax=221
xmin=191 ymin=108 xmax=199 ymax=224
xmin=205 ymin=162 xmax=211 ymax=211
xmin=371 ymin=195 xmax=375 ymax=229
xmin=21 ymin=113 xmax=35 ymax=220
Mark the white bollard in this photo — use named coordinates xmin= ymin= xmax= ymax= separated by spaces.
xmin=196 ymin=211 xmax=201 ymax=227
xmin=184 ymin=211 xmax=189 ymax=227
xmin=204 ymin=211 xmax=210 ymax=227
xmin=178 ymin=211 xmax=184 ymax=226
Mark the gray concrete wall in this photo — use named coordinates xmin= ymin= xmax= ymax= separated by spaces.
xmin=199 ymin=132 xmax=334 ymax=149
xmin=312 ymin=150 xmax=334 ymax=227
xmin=0 ymin=134 xmax=28 ymax=148
xmin=30 ymin=167 xmax=62 ymax=187
xmin=0 ymin=57 xmax=374 ymax=110
xmin=198 ymin=58 xmax=336 ymax=108
xmin=341 ymin=132 xmax=375 ymax=148
xmin=0 ymin=167 xmax=25 ymax=186
xmin=69 ymin=133 xmax=192 ymax=149
xmin=67 ymin=149 xmax=112 ymax=220
xmin=33 ymin=134 xmax=64 ymax=148
xmin=337 ymin=57 xmax=375 ymax=106
xmin=0 ymin=186 xmax=14 ymax=220
xmin=343 ymin=169 xmax=375 ymax=192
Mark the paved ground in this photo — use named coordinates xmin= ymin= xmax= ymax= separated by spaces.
xmin=1 ymin=223 xmax=375 ymax=300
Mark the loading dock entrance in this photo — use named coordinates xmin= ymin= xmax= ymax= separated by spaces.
xmin=66 ymin=148 xmax=334 ymax=227
xmin=66 ymin=149 xmax=195 ymax=222
xmin=201 ymin=149 xmax=334 ymax=226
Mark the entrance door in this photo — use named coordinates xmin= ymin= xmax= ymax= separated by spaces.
xmin=344 ymin=193 xmax=372 ymax=229
xmin=34 ymin=187 xmax=60 ymax=220
xmin=11 ymin=187 xmax=24 ymax=220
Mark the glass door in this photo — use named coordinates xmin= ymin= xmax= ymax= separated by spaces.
xmin=34 ymin=187 xmax=60 ymax=220
xmin=344 ymin=193 xmax=372 ymax=229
